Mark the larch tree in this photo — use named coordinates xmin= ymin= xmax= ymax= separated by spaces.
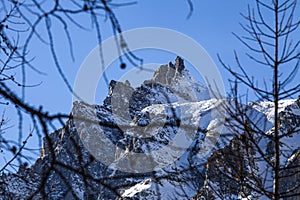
xmin=197 ymin=0 xmax=300 ymax=199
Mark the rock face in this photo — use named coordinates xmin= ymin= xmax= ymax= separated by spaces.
xmin=280 ymin=147 xmax=300 ymax=200
xmin=0 ymin=58 xmax=299 ymax=200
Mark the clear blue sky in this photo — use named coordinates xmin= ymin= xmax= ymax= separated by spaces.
xmin=2 ymin=1 xmax=300 ymax=167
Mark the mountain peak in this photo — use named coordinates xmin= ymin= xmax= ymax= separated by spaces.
xmin=104 ymin=57 xmax=209 ymax=113
xmin=153 ymin=56 xmax=185 ymax=85
xmin=174 ymin=56 xmax=185 ymax=72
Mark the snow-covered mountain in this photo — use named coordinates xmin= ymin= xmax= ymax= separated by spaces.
xmin=197 ymin=98 xmax=300 ymax=199
xmin=0 ymin=57 xmax=299 ymax=199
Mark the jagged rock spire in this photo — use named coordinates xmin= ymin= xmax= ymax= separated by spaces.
xmin=153 ymin=56 xmax=185 ymax=85
xmin=175 ymin=56 xmax=184 ymax=73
